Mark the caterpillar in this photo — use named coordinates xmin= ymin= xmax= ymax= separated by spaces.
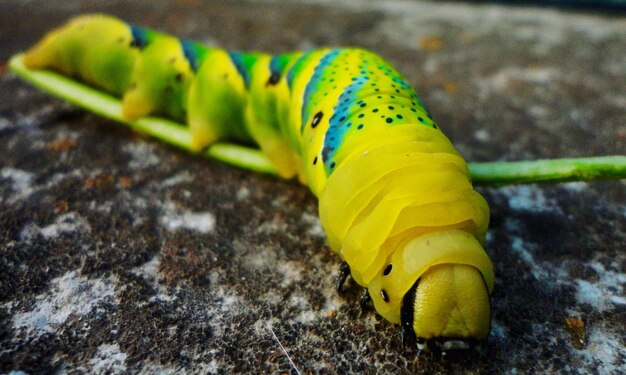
xmin=16 ymin=14 xmax=494 ymax=349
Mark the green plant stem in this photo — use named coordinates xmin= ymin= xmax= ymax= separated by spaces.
xmin=469 ymin=157 xmax=626 ymax=186
xmin=9 ymin=54 xmax=626 ymax=186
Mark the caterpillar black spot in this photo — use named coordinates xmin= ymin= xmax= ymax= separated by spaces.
xmin=19 ymin=14 xmax=494 ymax=346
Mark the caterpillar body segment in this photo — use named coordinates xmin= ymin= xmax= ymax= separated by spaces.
xmin=241 ymin=51 xmax=306 ymax=179
xmin=22 ymin=15 xmax=138 ymax=97
xmin=21 ymin=14 xmax=494 ymax=346
xmin=188 ymin=48 xmax=254 ymax=148
xmin=122 ymin=33 xmax=194 ymax=121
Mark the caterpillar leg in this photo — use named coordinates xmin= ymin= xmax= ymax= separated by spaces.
xmin=248 ymin=134 xmax=300 ymax=179
xmin=121 ymin=89 xmax=154 ymax=120
xmin=359 ymin=288 xmax=373 ymax=315
xmin=335 ymin=261 xmax=351 ymax=292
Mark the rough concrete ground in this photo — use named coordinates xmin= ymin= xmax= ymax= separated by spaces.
xmin=0 ymin=0 xmax=625 ymax=373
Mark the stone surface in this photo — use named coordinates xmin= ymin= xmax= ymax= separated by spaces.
xmin=1 ymin=0 xmax=625 ymax=373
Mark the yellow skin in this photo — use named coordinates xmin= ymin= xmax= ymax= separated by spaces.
xmin=22 ymin=14 xmax=493 ymax=344
xmin=21 ymin=15 xmax=137 ymax=95
xmin=121 ymin=35 xmax=193 ymax=121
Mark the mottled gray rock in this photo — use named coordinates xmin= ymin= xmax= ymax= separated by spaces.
xmin=0 ymin=0 xmax=624 ymax=373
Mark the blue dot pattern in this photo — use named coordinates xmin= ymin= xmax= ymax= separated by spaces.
xmin=300 ymin=49 xmax=342 ymax=130
xmin=296 ymin=49 xmax=437 ymax=174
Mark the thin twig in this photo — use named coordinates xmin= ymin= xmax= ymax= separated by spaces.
xmin=469 ymin=156 xmax=626 ymax=186
xmin=267 ymin=323 xmax=302 ymax=375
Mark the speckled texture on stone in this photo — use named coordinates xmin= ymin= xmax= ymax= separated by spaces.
xmin=0 ymin=0 xmax=624 ymax=373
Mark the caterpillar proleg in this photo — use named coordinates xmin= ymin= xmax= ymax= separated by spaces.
xmin=10 ymin=13 xmax=534 ymax=349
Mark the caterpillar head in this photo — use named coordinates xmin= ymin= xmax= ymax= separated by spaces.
xmin=366 ymin=229 xmax=494 ymax=350
xmin=400 ymin=263 xmax=491 ymax=350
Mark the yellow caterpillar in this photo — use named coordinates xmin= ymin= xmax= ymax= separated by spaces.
xmin=19 ymin=14 xmax=494 ymax=349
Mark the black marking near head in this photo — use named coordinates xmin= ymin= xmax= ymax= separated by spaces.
xmin=399 ymin=278 xmax=481 ymax=352
xmin=401 ymin=279 xmax=420 ymax=344
xmin=335 ymin=262 xmax=351 ymax=293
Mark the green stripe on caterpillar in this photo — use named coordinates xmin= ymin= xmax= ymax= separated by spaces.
xmin=19 ymin=13 xmax=496 ymax=348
